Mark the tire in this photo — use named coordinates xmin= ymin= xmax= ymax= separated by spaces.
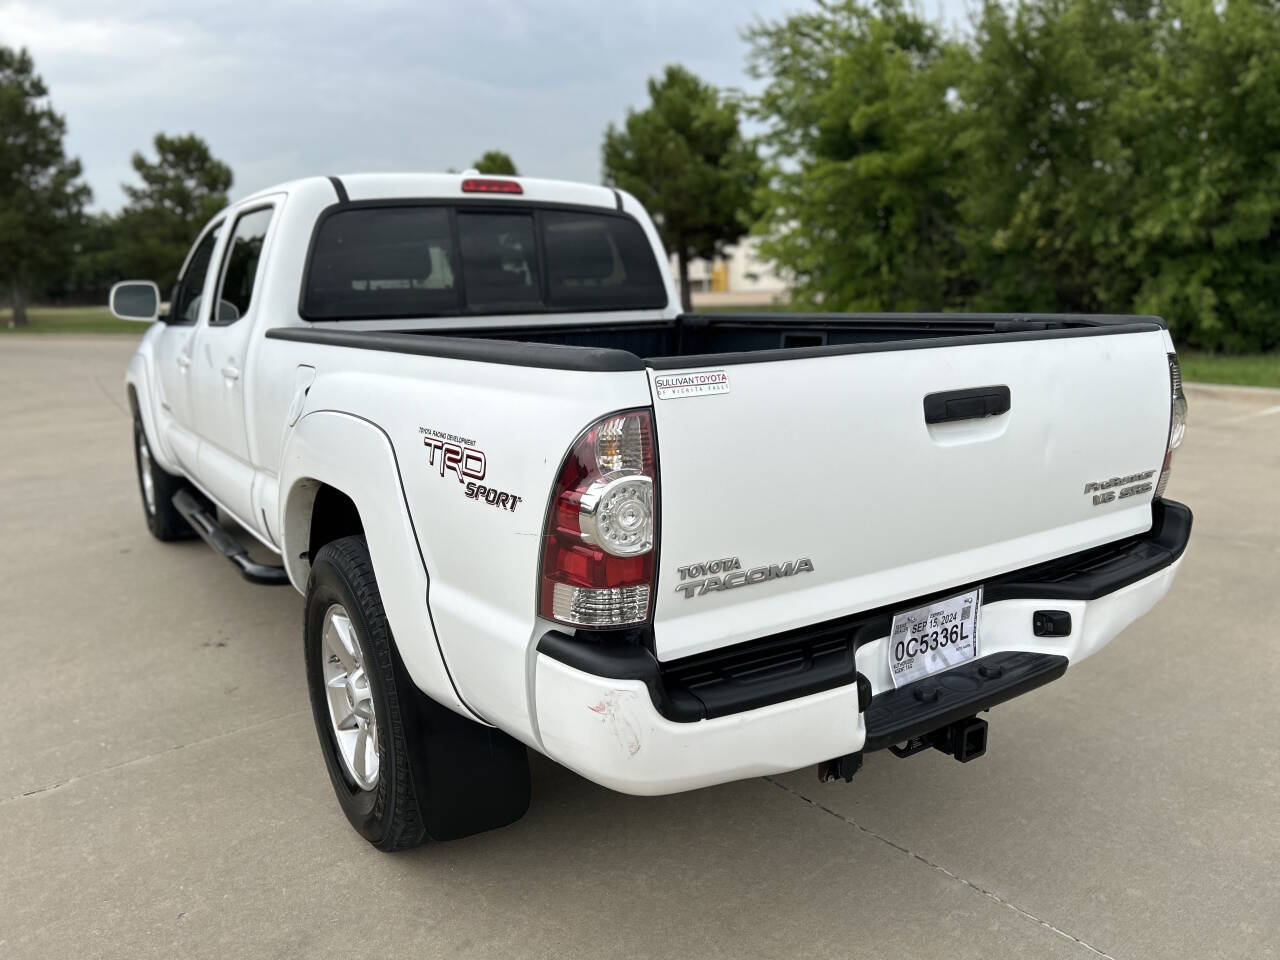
xmin=132 ymin=415 xmax=196 ymax=541
xmin=304 ymin=535 xmax=530 ymax=850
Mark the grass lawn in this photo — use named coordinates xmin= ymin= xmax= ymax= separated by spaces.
xmin=0 ymin=305 xmax=147 ymax=334
xmin=1176 ymin=351 xmax=1280 ymax=389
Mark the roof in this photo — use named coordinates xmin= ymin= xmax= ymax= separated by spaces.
xmin=236 ymin=172 xmax=620 ymax=210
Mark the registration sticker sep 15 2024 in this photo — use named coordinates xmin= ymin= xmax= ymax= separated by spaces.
xmin=887 ymin=587 xmax=982 ymax=688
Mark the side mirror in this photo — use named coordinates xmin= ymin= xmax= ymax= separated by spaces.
xmin=110 ymin=281 xmax=162 ymax=323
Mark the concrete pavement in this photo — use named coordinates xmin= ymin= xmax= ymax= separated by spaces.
xmin=2 ymin=335 xmax=1276 ymax=960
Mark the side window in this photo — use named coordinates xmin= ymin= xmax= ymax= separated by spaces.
xmin=214 ymin=207 xmax=275 ymax=325
xmin=170 ymin=222 xmax=223 ymax=325
xmin=456 ymin=212 xmax=540 ymax=310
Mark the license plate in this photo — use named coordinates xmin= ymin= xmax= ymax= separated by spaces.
xmin=888 ymin=587 xmax=982 ymax=688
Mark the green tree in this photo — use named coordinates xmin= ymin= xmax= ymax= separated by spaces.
xmin=472 ymin=150 xmax=518 ymax=175
xmin=959 ymin=0 xmax=1280 ymax=350
xmin=748 ymin=0 xmax=1280 ymax=351
xmin=957 ymin=0 xmax=1162 ymax=316
xmin=116 ymin=133 xmax=232 ymax=292
xmin=1122 ymin=0 xmax=1280 ymax=351
xmin=0 ymin=46 xmax=91 ymax=326
xmin=603 ymin=65 xmax=761 ymax=312
xmin=746 ymin=1 xmax=968 ymax=311
xmin=62 ymin=213 xmax=123 ymax=305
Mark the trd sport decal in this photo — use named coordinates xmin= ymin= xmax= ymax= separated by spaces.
xmin=419 ymin=426 xmax=522 ymax=513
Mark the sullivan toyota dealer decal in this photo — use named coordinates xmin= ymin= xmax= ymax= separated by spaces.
xmin=653 ymin=369 xmax=730 ymax=400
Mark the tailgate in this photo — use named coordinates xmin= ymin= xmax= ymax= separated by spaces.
xmin=648 ymin=328 xmax=1172 ymax=661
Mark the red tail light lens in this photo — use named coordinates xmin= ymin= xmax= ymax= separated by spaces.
xmin=1154 ymin=353 xmax=1187 ymax=499
xmin=539 ymin=409 xmax=658 ymax=627
xmin=461 ymin=178 xmax=522 ymax=194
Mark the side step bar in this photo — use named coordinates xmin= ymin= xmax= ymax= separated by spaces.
xmin=172 ymin=490 xmax=290 ymax=585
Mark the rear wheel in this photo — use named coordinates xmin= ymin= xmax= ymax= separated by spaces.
xmin=304 ymin=535 xmax=530 ymax=850
xmin=132 ymin=415 xmax=195 ymax=541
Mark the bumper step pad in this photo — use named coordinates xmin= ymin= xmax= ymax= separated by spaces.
xmin=862 ymin=651 xmax=1067 ymax=753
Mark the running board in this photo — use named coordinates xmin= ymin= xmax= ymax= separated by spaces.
xmin=172 ymin=490 xmax=290 ymax=585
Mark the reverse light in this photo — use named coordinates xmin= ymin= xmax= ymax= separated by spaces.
xmin=539 ymin=410 xmax=658 ymax=627
xmin=579 ymin=474 xmax=654 ymax=557
xmin=1154 ymin=353 xmax=1187 ymax=499
xmin=461 ymin=177 xmax=523 ymax=194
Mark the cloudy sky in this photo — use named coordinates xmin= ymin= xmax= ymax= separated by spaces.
xmin=3 ymin=0 xmax=968 ymax=212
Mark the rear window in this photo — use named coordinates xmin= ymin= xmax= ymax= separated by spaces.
xmin=457 ymin=212 xmax=541 ymax=311
xmin=302 ymin=204 xmax=666 ymax=319
xmin=304 ymin=207 xmax=458 ymax=320
xmin=543 ymin=210 xmax=665 ymax=308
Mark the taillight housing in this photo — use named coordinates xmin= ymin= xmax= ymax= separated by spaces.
xmin=1154 ymin=353 xmax=1187 ymax=499
xmin=539 ymin=409 xmax=658 ymax=627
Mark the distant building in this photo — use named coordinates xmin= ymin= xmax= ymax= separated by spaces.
xmin=670 ymin=237 xmax=790 ymax=308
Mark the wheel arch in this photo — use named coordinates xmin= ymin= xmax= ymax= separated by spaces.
xmin=125 ymin=327 xmax=183 ymax=474
xmin=279 ymin=408 xmax=477 ymax=721
xmin=281 ymin=478 xmax=366 ymax=584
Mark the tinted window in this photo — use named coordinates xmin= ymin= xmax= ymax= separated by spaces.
xmin=301 ymin=205 xmax=667 ymax=320
xmin=456 ymin=213 xmax=540 ymax=310
xmin=543 ymin=211 xmax=665 ymax=309
xmin=171 ymin=222 xmax=223 ymax=325
xmin=304 ymin=207 xmax=457 ymax=319
xmin=214 ymin=207 xmax=274 ymax=324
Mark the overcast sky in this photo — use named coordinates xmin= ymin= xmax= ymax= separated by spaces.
xmin=3 ymin=0 xmax=969 ymax=212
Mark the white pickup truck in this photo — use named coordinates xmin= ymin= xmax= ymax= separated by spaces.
xmin=114 ymin=172 xmax=1191 ymax=850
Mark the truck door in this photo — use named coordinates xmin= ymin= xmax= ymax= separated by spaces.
xmin=189 ymin=203 xmax=277 ymax=530
xmin=155 ymin=219 xmax=224 ymax=474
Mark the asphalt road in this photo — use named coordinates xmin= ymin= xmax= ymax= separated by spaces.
xmin=3 ymin=336 xmax=1277 ymax=960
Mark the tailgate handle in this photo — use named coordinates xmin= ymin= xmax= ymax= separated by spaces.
xmin=923 ymin=385 xmax=1011 ymax=424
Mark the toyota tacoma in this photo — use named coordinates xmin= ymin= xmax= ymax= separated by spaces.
xmin=113 ymin=172 xmax=1192 ymax=849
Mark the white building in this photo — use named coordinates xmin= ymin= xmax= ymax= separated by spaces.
xmin=670 ymin=236 xmax=790 ymax=307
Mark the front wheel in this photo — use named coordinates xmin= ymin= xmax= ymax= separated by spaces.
xmin=304 ymin=535 xmax=530 ymax=850
xmin=132 ymin=415 xmax=195 ymax=541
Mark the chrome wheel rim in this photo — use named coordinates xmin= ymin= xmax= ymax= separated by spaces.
xmin=137 ymin=430 xmax=157 ymax=515
xmin=321 ymin=604 xmax=380 ymax=790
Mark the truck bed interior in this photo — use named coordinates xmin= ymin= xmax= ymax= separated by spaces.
xmin=414 ymin=312 xmax=1164 ymax=364
xmin=267 ymin=313 xmax=1165 ymax=372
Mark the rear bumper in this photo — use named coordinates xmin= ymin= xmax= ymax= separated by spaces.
xmin=534 ymin=500 xmax=1190 ymax=795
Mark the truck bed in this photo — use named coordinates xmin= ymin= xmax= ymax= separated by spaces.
xmin=268 ymin=311 xmax=1165 ymax=370
xmin=267 ymin=311 xmax=1174 ymax=661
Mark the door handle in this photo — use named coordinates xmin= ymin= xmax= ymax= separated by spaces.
xmin=923 ymin=385 xmax=1011 ymax=424
xmin=176 ymin=355 xmax=191 ymax=371
xmin=221 ymin=364 xmax=241 ymax=381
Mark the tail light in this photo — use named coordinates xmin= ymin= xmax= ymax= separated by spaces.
xmin=1154 ymin=353 xmax=1187 ymax=499
xmin=539 ymin=409 xmax=658 ymax=627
